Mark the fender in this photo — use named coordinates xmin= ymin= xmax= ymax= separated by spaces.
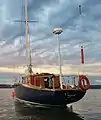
xmin=78 ymin=75 xmax=90 ymax=90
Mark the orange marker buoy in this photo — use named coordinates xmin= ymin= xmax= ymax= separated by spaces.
xmin=11 ymin=91 xmax=15 ymax=98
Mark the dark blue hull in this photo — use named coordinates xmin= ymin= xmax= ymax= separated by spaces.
xmin=14 ymin=84 xmax=86 ymax=107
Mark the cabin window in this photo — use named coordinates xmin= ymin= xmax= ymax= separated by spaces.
xmin=43 ymin=77 xmax=53 ymax=89
xmin=44 ymin=77 xmax=49 ymax=88
xmin=49 ymin=77 xmax=53 ymax=88
xmin=44 ymin=77 xmax=49 ymax=81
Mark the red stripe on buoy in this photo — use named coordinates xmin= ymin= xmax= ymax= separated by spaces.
xmin=81 ymin=46 xmax=84 ymax=64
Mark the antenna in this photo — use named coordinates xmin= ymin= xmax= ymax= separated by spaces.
xmin=53 ymin=28 xmax=63 ymax=89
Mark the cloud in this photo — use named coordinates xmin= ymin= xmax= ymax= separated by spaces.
xmin=0 ymin=0 xmax=101 ymax=76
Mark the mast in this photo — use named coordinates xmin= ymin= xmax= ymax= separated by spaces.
xmin=14 ymin=0 xmax=38 ymax=73
xmin=25 ymin=0 xmax=29 ymax=66
xmin=24 ymin=0 xmax=38 ymax=70
xmin=53 ymin=28 xmax=63 ymax=89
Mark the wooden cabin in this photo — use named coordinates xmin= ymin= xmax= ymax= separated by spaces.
xmin=29 ymin=73 xmax=60 ymax=89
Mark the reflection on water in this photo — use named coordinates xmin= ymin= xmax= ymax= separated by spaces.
xmin=14 ymin=101 xmax=84 ymax=120
xmin=0 ymin=89 xmax=101 ymax=120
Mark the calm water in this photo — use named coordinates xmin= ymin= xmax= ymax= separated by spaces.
xmin=0 ymin=89 xmax=101 ymax=120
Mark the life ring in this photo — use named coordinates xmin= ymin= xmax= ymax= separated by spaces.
xmin=78 ymin=75 xmax=90 ymax=90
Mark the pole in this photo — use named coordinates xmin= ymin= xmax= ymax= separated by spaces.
xmin=56 ymin=34 xmax=63 ymax=89
xmin=79 ymin=5 xmax=82 ymax=15
xmin=25 ymin=0 xmax=29 ymax=66
xmin=81 ymin=46 xmax=85 ymax=75
xmin=78 ymin=5 xmax=84 ymax=75
xmin=81 ymin=46 xmax=84 ymax=64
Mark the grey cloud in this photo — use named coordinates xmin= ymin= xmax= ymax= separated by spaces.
xmin=0 ymin=0 xmax=101 ymax=70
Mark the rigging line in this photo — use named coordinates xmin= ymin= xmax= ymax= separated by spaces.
xmin=19 ymin=0 xmax=24 ymax=57
xmin=28 ymin=26 xmax=32 ymax=66
xmin=53 ymin=44 xmax=63 ymax=74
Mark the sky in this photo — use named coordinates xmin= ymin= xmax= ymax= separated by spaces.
xmin=0 ymin=0 xmax=101 ymax=76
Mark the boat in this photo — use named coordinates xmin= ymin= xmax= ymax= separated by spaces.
xmin=14 ymin=0 xmax=90 ymax=107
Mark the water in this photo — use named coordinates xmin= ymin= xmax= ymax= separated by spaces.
xmin=0 ymin=89 xmax=101 ymax=120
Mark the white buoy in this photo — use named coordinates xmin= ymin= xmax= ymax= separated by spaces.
xmin=53 ymin=28 xmax=63 ymax=89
